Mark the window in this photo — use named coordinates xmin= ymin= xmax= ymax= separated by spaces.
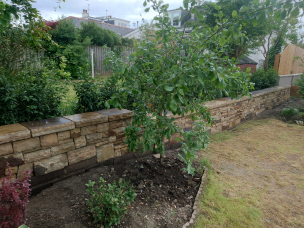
xmin=172 ymin=12 xmax=179 ymax=26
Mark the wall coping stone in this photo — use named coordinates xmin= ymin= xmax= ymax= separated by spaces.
xmin=22 ymin=117 xmax=75 ymax=137
xmin=64 ymin=112 xmax=108 ymax=128
xmin=96 ymin=108 xmax=133 ymax=122
xmin=0 ymin=124 xmax=31 ymax=145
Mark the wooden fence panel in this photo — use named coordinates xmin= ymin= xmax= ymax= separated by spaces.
xmin=278 ymin=44 xmax=295 ymax=75
xmin=292 ymin=46 xmax=304 ymax=74
xmin=87 ymin=45 xmax=134 ymax=75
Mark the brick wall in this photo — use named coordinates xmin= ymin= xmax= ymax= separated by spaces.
xmin=237 ymin=64 xmax=257 ymax=74
xmin=0 ymin=86 xmax=290 ymax=190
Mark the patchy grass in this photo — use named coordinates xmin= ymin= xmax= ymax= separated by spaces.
xmin=196 ymin=119 xmax=304 ymax=227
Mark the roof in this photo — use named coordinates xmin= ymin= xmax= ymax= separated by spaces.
xmin=237 ymin=56 xmax=258 ymax=65
xmin=65 ymin=16 xmax=135 ymax=36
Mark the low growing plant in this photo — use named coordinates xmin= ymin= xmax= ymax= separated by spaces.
xmin=0 ymin=164 xmax=31 ymax=228
xmin=280 ymin=107 xmax=299 ymax=117
xmin=295 ymin=73 xmax=304 ymax=98
xmin=86 ymin=177 xmax=136 ymax=228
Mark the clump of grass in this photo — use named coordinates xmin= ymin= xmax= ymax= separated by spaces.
xmin=209 ymin=131 xmax=233 ymax=143
xmin=280 ymin=108 xmax=299 ymax=117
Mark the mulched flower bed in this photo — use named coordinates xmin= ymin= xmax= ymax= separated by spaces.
xmin=26 ymin=149 xmax=202 ymax=228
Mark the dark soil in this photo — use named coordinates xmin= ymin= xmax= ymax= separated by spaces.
xmin=26 ymin=150 xmax=201 ymax=228
xmin=257 ymin=97 xmax=304 ymax=123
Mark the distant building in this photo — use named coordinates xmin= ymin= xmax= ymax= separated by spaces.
xmin=65 ymin=10 xmax=135 ymax=37
xmin=237 ymin=57 xmax=258 ymax=73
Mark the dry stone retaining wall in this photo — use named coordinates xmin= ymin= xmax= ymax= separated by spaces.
xmin=0 ymin=86 xmax=290 ymax=189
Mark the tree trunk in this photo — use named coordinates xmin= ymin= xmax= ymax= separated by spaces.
xmin=160 ymin=135 xmax=166 ymax=164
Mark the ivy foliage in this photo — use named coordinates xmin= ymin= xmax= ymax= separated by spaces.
xmin=268 ymin=36 xmax=285 ymax=69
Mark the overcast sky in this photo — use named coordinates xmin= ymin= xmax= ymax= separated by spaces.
xmin=32 ymin=0 xmax=185 ymax=28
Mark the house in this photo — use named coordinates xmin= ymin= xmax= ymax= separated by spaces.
xmin=237 ymin=57 xmax=258 ymax=73
xmin=65 ymin=10 xmax=135 ymax=37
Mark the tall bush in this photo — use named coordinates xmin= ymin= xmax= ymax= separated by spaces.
xmin=295 ymin=74 xmax=304 ymax=98
xmin=250 ymin=68 xmax=279 ymax=90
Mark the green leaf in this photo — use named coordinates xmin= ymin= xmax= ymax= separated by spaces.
xmin=290 ymin=6 xmax=299 ymax=18
xmin=169 ymin=99 xmax=178 ymax=112
xmin=196 ymin=12 xmax=204 ymax=21
xmin=220 ymin=37 xmax=226 ymax=46
xmin=183 ymin=0 xmax=189 ymax=9
xmin=219 ymin=11 xmax=223 ymax=19
xmin=105 ymin=101 xmax=110 ymax=109
xmin=164 ymin=86 xmax=174 ymax=92
xmin=191 ymin=8 xmax=197 ymax=14
xmin=252 ymin=19 xmax=258 ymax=27
xmin=131 ymin=65 xmax=138 ymax=74
xmin=143 ymin=1 xmax=147 ymax=7
xmin=144 ymin=8 xmax=150 ymax=12
xmin=232 ymin=10 xmax=237 ymax=18
xmin=175 ymin=137 xmax=183 ymax=142
xmin=281 ymin=9 xmax=287 ymax=20
xmin=215 ymin=5 xmax=220 ymax=11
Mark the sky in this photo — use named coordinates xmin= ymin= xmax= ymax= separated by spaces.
xmin=32 ymin=0 xmax=185 ymax=28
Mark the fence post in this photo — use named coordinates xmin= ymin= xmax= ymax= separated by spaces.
xmin=274 ymin=54 xmax=281 ymax=73
xmin=91 ymin=49 xmax=94 ymax=78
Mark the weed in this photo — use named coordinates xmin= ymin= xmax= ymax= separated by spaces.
xmin=280 ymin=108 xmax=299 ymax=117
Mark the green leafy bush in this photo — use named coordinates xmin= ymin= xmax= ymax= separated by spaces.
xmin=86 ymin=178 xmax=136 ymax=228
xmin=295 ymin=74 xmax=304 ymax=98
xmin=0 ymin=66 xmax=68 ymax=126
xmin=250 ymin=68 xmax=279 ymax=90
xmin=280 ymin=108 xmax=299 ymax=117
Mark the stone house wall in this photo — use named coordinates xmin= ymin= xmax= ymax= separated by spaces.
xmin=0 ymin=86 xmax=290 ymax=190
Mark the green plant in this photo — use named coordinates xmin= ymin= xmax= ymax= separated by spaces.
xmin=86 ymin=178 xmax=136 ymax=228
xmin=280 ymin=108 xmax=299 ymax=117
xmin=299 ymin=113 xmax=304 ymax=119
xmin=295 ymin=74 xmax=304 ymax=98
xmin=250 ymin=68 xmax=279 ymax=90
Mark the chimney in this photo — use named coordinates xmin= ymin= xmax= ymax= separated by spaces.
xmin=82 ymin=9 xmax=89 ymax=18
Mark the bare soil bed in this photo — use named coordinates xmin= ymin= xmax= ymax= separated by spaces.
xmin=26 ymin=150 xmax=201 ymax=228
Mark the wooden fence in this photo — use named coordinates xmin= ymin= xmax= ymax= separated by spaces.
xmin=87 ymin=45 xmax=135 ymax=75
xmin=277 ymin=44 xmax=304 ymax=75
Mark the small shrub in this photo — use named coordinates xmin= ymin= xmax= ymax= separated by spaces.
xmin=299 ymin=113 xmax=304 ymax=119
xmin=280 ymin=108 xmax=299 ymax=117
xmin=86 ymin=177 xmax=136 ymax=228
xmin=0 ymin=164 xmax=31 ymax=228
xmin=250 ymin=68 xmax=279 ymax=90
xmin=295 ymin=74 xmax=304 ymax=98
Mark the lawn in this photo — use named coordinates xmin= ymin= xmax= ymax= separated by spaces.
xmin=195 ymin=119 xmax=304 ymax=228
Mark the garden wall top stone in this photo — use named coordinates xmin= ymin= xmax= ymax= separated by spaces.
xmin=64 ymin=112 xmax=108 ymax=128
xmin=0 ymin=124 xmax=31 ymax=145
xmin=96 ymin=109 xmax=133 ymax=122
xmin=21 ymin=117 xmax=75 ymax=137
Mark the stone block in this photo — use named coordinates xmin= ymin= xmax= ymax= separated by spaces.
xmin=74 ymin=136 xmax=86 ymax=149
xmin=40 ymin=133 xmax=58 ymax=149
xmin=95 ymin=141 xmax=108 ymax=147
xmin=1 ymin=153 xmax=24 ymax=170
xmin=97 ymin=123 xmax=109 ymax=133
xmin=121 ymin=146 xmax=129 ymax=155
xmin=96 ymin=108 xmax=133 ymax=122
xmin=109 ymin=119 xmax=131 ymax=130
xmin=64 ymin=112 xmax=108 ymax=128
xmin=111 ymin=127 xmax=126 ymax=139
xmin=24 ymin=149 xmax=51 ymax=163
xmin=22 ymin=117 xmax=75 ymax=137
xmin=67 ymin=145 xmax=96 ymax=165
xmin=5 ymin=166 xmax=18 ymax=176
xmin=13 ymin=137 xmax=41 ymax=153
xmin=0 ymin=124 xmax=31 ymax=145
xmin=17 ymin=163 xmax=33 ymax=179
xmin=0 ymin=143 xmax=13 ymax=156
xmin=114 ymin=149 xmax=122 ymax=157
xmin=102 ymin=131 xmax=115 ymax=138
xmin=34 ymin=154 xmax=68 ymax=175
xmin=81 ymin=125 xmax=97 ymax=136
xmin=59 ymin=139 xmax=74 ymax=145
xmin=108 ymin=136 xmax=116 ymax=143
xmin=0 ymin=175 xmax=16 ymax=188
xmin=71 ymin=128 xmax=81 ymax=138
xmin=57 ymin=131 xmax=71 ymax=141
xmin=97 ymin=143 xmax=114 ymax=162
xmin=86 ymin=133 xmax=103 ymax=145
xmin=51 ymin=142 xmax=75 ymax=156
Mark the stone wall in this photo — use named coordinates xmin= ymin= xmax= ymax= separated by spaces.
xmin=0 ymin=86 xmax=290 ymax=190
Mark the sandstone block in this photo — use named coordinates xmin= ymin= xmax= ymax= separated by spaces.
xmin=96 ymin=108 xmax=133 ymax=122
xmin=1 ymin=153 xmax=24 ymax=170
xmin=86 ymin=133 xmax=103 ymax=145
xmin=5 ymin=166 xmax=18 ymax=176
xmin=64 ymin=112 xmax=108 ymax=128
xmin=0 ymin=175 xmax=16 ymax=188
xmin=57 ymin=131 xmax=71 ymax=141
xmin=81 ymin=125 xmax=97 ymax=136
xmin=17 ymin=163 xmax=33 ymax=179
xmin=51 ymin=142 xmax=75 ymax=156
xmin=34 ymin=154 xmax=68 ymax=175
xmin=95 ymin=141 xmax=108 ymax=147
xmin=0 ymin=124 xmax=31 ymax=145
xmin=97 ymin=143 xmax=114 ymax=162
xmin=97 ymin=123 xmax=109 ymax=133
xmin=74 ymin=136 xmax=86 ymax=149
xmin=0 ymin=143 xmax=13 ymax=156
xmin=114 ymin=149 xmax=121 ymax=157
xmin=71 ymin=128 xmax=81 ymax=138
xmin=22 ymin=117 xmax=75 ymax=137
xmin=59 ymin=139 xmax=74 ymax=145
xmin=111 ymin=127 xmax=126 ymax=139
xmin=13 ymin=137 xmax=41 ymax=153
xmin=67 ymin=145 xmax=96 ymax=165
xmin=109 ymin=119 xmax=131 ymax=130
xmin=40 ymin=133 xmax=58 ymax=149
xmin=108 ymin=136 xmax=116 ymax=143
xmin=24 ymin=149 xmax=51 ymax=163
